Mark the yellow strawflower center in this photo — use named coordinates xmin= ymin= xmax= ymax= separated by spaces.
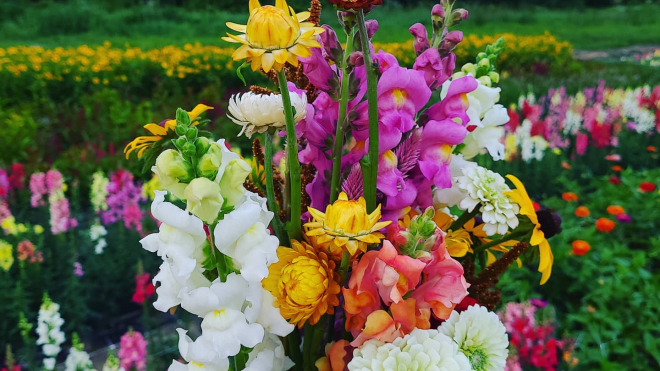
xmin=246 ymin=6 xmax=300 ymax=49
xmin=280 ymin=256 xmax=327 ymax=305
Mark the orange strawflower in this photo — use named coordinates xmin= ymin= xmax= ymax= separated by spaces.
xmin=595 ymin=218 xmax=615 ymax=233
xmin=606 ymin=205 xmax=625 ymax=216
xmin=572 ymin=240 xmax=591 ymax=256
xmin=561 ymin=192 xmax=578 ymax=202
xmin=574 ymin=206 xmax=590 ymax=218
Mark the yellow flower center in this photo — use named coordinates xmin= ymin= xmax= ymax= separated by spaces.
xmin=246 ymin=6 xmax=300 ymax=49
xmin=279 ymin=256 xmax=327 ymax=305
xmin=392 ymin=88 xmax=408 ymax=108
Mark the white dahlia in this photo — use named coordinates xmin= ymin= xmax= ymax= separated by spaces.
xmin=439 ymin=305 xmax=509 ymax=371
xmin=348 ymin=328 xmax=471 ymax=371
xmin=228 ymin=91 xmax=307 ymax=138
xmin=456 ymin=166 xmax=519 ymax=236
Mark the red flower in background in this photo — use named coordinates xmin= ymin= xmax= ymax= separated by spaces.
xmin=8 ymin=164 xmax=25 ymax=190
xmin=132 ymin=273 xmax=155 ymax=304
xmin=639 ymin=182 xmax=656 ymax=193
xmin=608 ymin=176 xmax=621 ymax=185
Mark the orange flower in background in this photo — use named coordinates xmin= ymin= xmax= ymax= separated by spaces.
xmin=606 ymin=205 xmax=625 ymax=216
xmin=595 ymin=218 xmax=615 ymax=233
xmin=639 ymin=182 xmax=657 ymax=193
xmin=561 ymin=161 xmax=571 ymax=170
xmin=315 ymin=340 xmax=352 ymax=371
xmin=562 ymin=192 xmax=578 ymax=202
xmin=574 ymin=206 xmax=590 ymax=218
xmin=611 ymin=165 xmax=622 ymax=172
xmin=647 ymin=145 xmax=657 ymax=152
xmin=572 ymin=240 xmax=591 ymax=256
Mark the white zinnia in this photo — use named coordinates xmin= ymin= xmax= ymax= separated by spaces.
xmin=348 ymin=328 xmax=471 ymax=371
xmin=228 ymin=91 xmax=307 ymax=138
xmin=456 ymin=166 xmax=519 ymax=236
xmin=439 ymin=305 xmax=509 ymax=371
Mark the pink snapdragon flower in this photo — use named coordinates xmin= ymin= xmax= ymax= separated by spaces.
xmin=30 ymin=173 xmax=48 ymax=207
xmin=102 ymin=170 xmax=145 ymax=233
xmin=118 ymin=331 xmax=148 ymax=371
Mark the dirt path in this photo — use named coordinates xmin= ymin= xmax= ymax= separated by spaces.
xmin=574 ymin=45 xmax=659 ymax=61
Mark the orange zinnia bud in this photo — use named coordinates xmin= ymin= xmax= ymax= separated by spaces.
xmin=572 ymin=240 xmax=591 ymax=256
xmin=595 ymin=218 xmax=615 ymax=233
xmin=574 ymin=206 xmax=590 ymax=218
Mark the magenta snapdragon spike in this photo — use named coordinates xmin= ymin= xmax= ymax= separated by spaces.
xmin=394 ymin=129 xmax=422 ymax=178
xmin=341 ymin=164 xmax=364 ymax=200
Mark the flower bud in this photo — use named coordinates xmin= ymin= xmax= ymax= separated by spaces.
xmin=477 ymin=75 xmax=492 ymax=87
xmin=439 ymin=30 xmax=463 ymax=54
xmin=409 ymin=23 xmax=430 ymax=55
xmin=461 ymin=62 xmax=476 ymax=75
xmin=365 ymin=20 xmax=379 ymax=40
xmin=197 ymin=142 xmax=224 ymax=179
xmin=151 ymin=149 xmax=193 ymax=199
xmin=349 ymin=51 xmax=365 ymax=67
xmin=320 ymin=25 xmax=343 ymax=64
xmin=338 ymin=11 xmax=357 ymax=33
xmin=184 ymin=177 xmax=224 ymax=224
xmin=488 ymin=71 xmax=500 ymax=83
xmin=431 ymin=4 xmax=445 ymax=31
xmin=478 ymin=58 xmax=491 ymax=68
xmin=195 ymin=137 xmax=211 ymax=156
xmin=450 ymin=8 xmax=468 ymax=26
xmin=185 ymin=126 xmax=198 ymax=141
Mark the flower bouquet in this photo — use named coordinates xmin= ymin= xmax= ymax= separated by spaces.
xmin=124 ymin=0 xmax=562 ymax=370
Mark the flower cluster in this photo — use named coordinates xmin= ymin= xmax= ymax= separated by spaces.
xmin=118 ymin=330 xmax=148 ymax=371
xmin=499 ymin=301 xmax=575 ymax=371
xmin=504 ymin=82 xmax=660 ymax=162
xmin=64 ymin=334 xmax=95 ymax=371
xmin=102 ymin=170 xmax=145 ymax=234
xmin=29 ymin=170 xmax=78 ymax=235
xmin=36 ymin=294 xmax=66 ymax=371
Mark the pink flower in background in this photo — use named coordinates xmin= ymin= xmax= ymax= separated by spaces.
xmin=73 ymin=262 xmax=84 ymax=276
xmin=29 ymin=173 xmax=48 ymax=207
xmin=0 ymin=170 xmax=9 ymax=199
xmin=50 ymin=198 xmax=77 ymax=235
xmin=45 ymin=170 xmax=64 ymax=193
xmin=132 ymin=273 xmax=155 ymax=304
xmin=102 ymin=170 xmax=145 ymax=233
xmin=119 ymin=331 xmax=148 ymax=371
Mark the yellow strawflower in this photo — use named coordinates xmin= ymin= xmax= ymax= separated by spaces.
xmin=263 ymin=240 xmax=340 ymax=328
xmin=222 ymin=0 xmax=324 ymax=73
xmin=0 ymin=240 xmax=14 ymax=271
xmin=305 ymin=193 xmax=391 ymax=257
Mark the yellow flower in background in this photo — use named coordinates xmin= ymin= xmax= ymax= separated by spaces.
xmin=305 ymin=193 xmax=391 ymax=256
xmin=0 ymin=240 xmax=14 ymax=271
xmin=505 ymin=174 xmax=553 ymax=285
xmin=124 ymin=104 xmax=213 ymax=159
xmin=141 ymin=174 xmax=162 ymax=201
xmin=222 ymin=0 xmax=324 ymax=73
xmin=1 ymin=217 xmax=18 ymax=235
xmin=34 ymin=225 xmax=44 ymax=234
xmin=263 ymin=240 xmax=340 ymax=328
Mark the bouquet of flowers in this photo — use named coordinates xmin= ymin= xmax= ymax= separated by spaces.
xmin=124 ymin=1 xmax=562 ymax=370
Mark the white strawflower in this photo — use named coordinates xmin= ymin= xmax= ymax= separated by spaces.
xmin=456 ymin=166 xmax=519 ymax=236
xmin=439 ymin=305 xmax=509 ymax=371
xmin=228 ymin=91 xmax=307 ymax=138
xmin=348 ymin=328 xmax=471 ymax=371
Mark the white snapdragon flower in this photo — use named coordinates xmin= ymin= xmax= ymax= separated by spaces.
xmin=170 ymin=329 xmax=230 ymax=371
xmin=90 ymin=224 xmax=108 ymax=254
xmin=65 ymin=347 xmax=95 ymax=371
xmin=151 ymin=260 xmax=210 ymax=312
xmin=439 ymin=305 xmax=509 ymax=371
xmin=244 ymin=333 xmax=294 ymax=371
xmin=228 ymin=91 xmax=307 ymax=138
xmin=36 ymin=298 xmax=66 ymax=371
xmin=456 ymin=166 xmax=519 ymax=236
xmin=348 ymin=328 xmax=471 ymax=371
xmin=460 ymin=80 xmax=508 ymax=161
xmin=214 ymin=193 xmax=279 ymax=282
xmin=179 ymin=274 xmax=293 ymax=360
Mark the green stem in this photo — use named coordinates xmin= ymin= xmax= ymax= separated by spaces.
xmin=277 ymin=69 xmax=302 ymax=242
xmin=449 ymin=207 xmax=480 ymax=231
xmin=310 ymin=320 xmax=326 ymax=367
xmin=303 ymin=324 xmax=313 ymax=371
xmin=473 ymin=229 xmax=531 ymax=255
xmin=329 ymin=29 xmax=355 ymax=203
xmin=338 ymin=251 xmax=351 ymax=286
xmin=357 ymin=9 xmax=380 ymax=212
xmin=265 ymin=131 xmax=287 ymax=243
xmin=286 ymin=330 xmax=303 ymax=371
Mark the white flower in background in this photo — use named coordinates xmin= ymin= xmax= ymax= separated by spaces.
xmin=228 ymin=91 xmax=307 ymax=138
xmin=102 ymin=352 xmax=124 ymax=371
xmin=515 ymin=120 xmax=549 ymax=163
xmin=90 ymin=224 xmax=108 ymax=254
xmin=621 ymin=90 xmax=655 ymax=133
xmin=36 ymin=296 xmax=66 ymax=371
xmin=433 ymin=154 xmax=477 ymax=209
xmin=563 ymin=109 xmax=582 ymax=135
xmin=244 ymin=333 xmax=294 ymax=371
xmin=439 ymin=305 xmax=509 ymax=371
xmin=178 ymin=273 xmax=292 ymax=359
xmin=214 ymin=193 xmax=279 ymax=282
xmin=65 ymin=347 xmax=95 ymax=371
xmin=170 ymin=329 xmax=230 ymax=371
xmin=456 ymin=166 xmax=519 ymax=236
xmin=348 ymin=328 xmax=471 ymax=371
xmin=461 ymin=104 xmax=509 ymax=161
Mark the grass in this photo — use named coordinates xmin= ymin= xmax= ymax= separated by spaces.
xmin=1 ymin=1 xmax=659 ymax=50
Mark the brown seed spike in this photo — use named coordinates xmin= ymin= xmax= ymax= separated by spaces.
xmin=308 ymin=0 xmax=322 ymax=26
xmin=244 ymin=180 xmax=266 ymax=198
xmin=250 ymin=85 xmax=275 ymax=95
xmin=252 ymin=138 xmax=265 ymax=168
